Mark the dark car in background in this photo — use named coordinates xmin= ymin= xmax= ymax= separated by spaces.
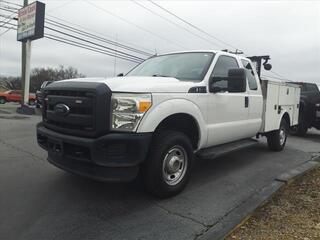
xmin=292 ymin=82 xmax=320 ymax=135
xmin=36 ymin=81 xmax=53 ymax=108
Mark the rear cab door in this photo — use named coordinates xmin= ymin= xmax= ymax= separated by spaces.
xmin=240 ymin=58 xmax=263 ymax=135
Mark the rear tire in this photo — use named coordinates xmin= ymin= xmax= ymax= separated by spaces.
xmin=0 ymin=97 xmax=6 ymax=104
xmin=267 ymin=118 xmax=288 ymax=151
xmin=291 ymin=112 xmax=308 ymax=136
xmin=143 ymin=130 xmax=194 ymax=198
xmin=295 ymin=119 xmax=308 ymax=136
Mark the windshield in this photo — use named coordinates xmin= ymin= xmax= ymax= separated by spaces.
xmin=127 ymin=52 xmax=214 ymax=81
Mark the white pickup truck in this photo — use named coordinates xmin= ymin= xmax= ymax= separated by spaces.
xmin=37 ymin=50 xmax=300 ymax=197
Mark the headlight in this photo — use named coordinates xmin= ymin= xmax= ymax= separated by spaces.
xmin=316 ymin=103 xmax=320 ymax=107
xmin=111 ymin=93 xmax=152 ymax=131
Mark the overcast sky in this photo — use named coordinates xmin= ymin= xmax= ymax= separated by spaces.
xmin=0 ymin=0 xmax=319 ymax=84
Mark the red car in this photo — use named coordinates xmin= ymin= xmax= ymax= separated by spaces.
xmin=0 ymin=90 xmax=36 ymax=105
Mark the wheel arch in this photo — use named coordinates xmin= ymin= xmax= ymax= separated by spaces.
xmin=280 ymin=111 xmax=290 ymax=127
xmin=155 ymin=113 xmax=200 ymax=149
xmin=137 ymin=99 xmax=207 ymax=150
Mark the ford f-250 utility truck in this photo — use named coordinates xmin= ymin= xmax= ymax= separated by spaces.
xmin=37 ymin=50 xmax=300 ymax=198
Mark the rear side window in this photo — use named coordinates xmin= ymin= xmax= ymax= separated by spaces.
xmin=306 ymin=84 xmax=320 ymax=92
xmin=212 ymin=55 xmax=239 ymax=77
xmin=241 ymin=59 xmax=258 ymax=90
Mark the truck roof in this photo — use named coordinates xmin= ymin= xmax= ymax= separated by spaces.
xmin=157 ymin=50 xmax=250 ymax=61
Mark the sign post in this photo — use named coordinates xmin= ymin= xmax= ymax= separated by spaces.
xmin=17 ymin=1 xmax=45 ymax=111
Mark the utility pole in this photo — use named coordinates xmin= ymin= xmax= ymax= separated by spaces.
xmin=21 ymin=0 xmax=31 ymax=106
xmin=17 ymin=0 xmax=45 ymax=114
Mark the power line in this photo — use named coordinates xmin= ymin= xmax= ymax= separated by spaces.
xmin=45 ymin=25 xmax=145 ymax=61
xmin=269 ymin=70 xmax=294 ymax=80
xmin=47 ymin=14 xmax=154 ymax=54
xmin=0 ymin=1 xmax=296 ymax=82
xmin=0 ymin=12 xmax=15 ymax=21
xmin=0 ymin=0 xmax=154 ymax=54
xmin=0 ymin=20 xmax=16 ymax=27
xmin=83 ymin=0 xmax=187 ymax=50
xmin=261 ymin=74 xmax=295 ymax=82
xmin=44 ymin=34 xmax=141 ymax=63
xmin=46 ymin=18 xmax=153 ymax=57
xmin=0 ymin=13 xmax=15 ymax=19
xmin=148 ymin=0 xmax=240 ymax=51
xmin=0 ymin=25 xmax=16 ymax=31
xmin=47 ymin=0 xmax=73 ymax=13
xmin=147 ymin=1 xmax=295 ymax=82
xmin=130 ymin=0 xmax=224 ymax=49
xmin=0 ymin=1 xmax=22 ymax=8
xmin=0 ymin=6 xmax=150 ymax=62
xmin=0 ymin=11 xmax=16 ymax=28
xmin=0 ymin=23 xmax=142 ymax=63
xmin=0 ymin=6 xmax=17 ymax=14
xmin=0 ymin=6 xmax=154 ymax=57
xmin=0 ymin=27 xmax=11 ymax=36
xmin=0 ymin=4 xmax=19 ymax=11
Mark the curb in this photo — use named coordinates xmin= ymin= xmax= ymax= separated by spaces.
xmin=199 ymin=156 xmax=320 ymax=240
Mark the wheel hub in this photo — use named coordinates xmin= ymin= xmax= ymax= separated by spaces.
xmin=279 ymin=128 xmax=286 ymax=145
xmin=166 ymin=156 xmax=181 ymax=173
xmin=162 ymin=146 xmax=188 ymax=186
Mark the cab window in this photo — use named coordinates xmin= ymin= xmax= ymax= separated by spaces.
xmin=211 ymin=56 xmax=239 ymax=90
xmin=241 ymin=59 xmax=258 ymax=90
xmin=212 ymin=55 xmax=239 ymax=77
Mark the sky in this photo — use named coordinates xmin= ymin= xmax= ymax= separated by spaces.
xmin=0 ymin=0 xmax=319 ymax=84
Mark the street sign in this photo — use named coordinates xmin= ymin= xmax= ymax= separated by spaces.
xmin=17 ymin=1 xmax=45 ymax=42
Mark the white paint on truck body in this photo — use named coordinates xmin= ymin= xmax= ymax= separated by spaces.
xmin=261 ymin=80 xmax=301 ymax=132
xmin=59 ymin=50 xmax=301 ymax=151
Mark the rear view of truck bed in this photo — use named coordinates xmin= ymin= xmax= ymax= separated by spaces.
xmin=260 ymin=80 xmax=301 ymax=133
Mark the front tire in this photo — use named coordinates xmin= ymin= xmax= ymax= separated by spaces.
xmin=143 ymin=130 xmax=194 ymax=198
xmin=0 ymin=97 xmax=6 ymax=104
xmin=267 ymin=118 xmax=288 ymax=151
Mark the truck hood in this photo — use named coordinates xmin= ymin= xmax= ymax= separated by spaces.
xmin=60 ymin=76 xmax=197 ymax=93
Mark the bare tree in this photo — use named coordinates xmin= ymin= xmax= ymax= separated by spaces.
xmin=0 ymin=66 xmax=85 ymax=92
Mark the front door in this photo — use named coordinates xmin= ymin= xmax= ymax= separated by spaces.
xmin=206 ymin=55 xmax=250 ymax=147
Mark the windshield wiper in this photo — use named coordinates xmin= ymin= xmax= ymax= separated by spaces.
xmin=152 ymin=74 xmax=170 ymax=77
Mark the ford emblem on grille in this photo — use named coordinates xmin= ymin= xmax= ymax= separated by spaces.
xmin=54 ymin=103 xmax=70 ymax=116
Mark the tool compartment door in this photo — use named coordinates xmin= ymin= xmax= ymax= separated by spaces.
xmin=263 ymin=82 xmax=281 ymax=132
xmin=279 ymin=85 xmax=296 ymax=106
xmin=292 ymin=87 xmax=301 ymax=125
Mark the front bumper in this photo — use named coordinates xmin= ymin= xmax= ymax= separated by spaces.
xmin=37 ymin=123 xmax=152 ymax=182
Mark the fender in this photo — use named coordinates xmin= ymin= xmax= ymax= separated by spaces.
xmin=137 ymin=98 xmax=208 ymax=150
xmin=278 ymin=110 xmax=290 ymax=128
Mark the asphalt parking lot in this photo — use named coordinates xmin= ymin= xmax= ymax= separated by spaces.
xmin=1 ymin=103 xmax=319 ymax=240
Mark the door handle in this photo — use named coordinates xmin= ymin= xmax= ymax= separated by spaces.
xmin=245 ymin=96 xmax=249 ymax=108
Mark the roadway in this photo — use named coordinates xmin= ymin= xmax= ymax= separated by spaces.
xmin=0 ymin=103 xmax=319 ymax=240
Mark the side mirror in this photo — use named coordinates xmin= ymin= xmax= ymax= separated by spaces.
xmin=227 ymin=68 xmax=247 ymax=93
xmin=117 ymin=73 xmax=124 ymax=77
xmin=209 ymin=68 xmax=247 ymax=93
